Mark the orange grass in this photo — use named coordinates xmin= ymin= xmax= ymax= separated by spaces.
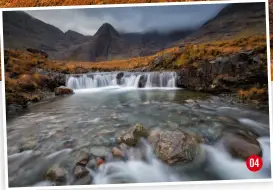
xmin=237 ymin=87 xmax=267 ymax=102
xmin=1 ymin=0 xmax=218 ymax=7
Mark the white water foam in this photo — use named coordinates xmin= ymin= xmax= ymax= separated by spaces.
xmin=66 ymin=72 xmax=178 ymax=90
xmin=202 ymin=136 xmax=271 ymax=180
xmin=91 ymin=137 xmax=271 ymax=184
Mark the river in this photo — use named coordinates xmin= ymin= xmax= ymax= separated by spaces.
xmin=5 ymin=72 xmax=271 ymax=187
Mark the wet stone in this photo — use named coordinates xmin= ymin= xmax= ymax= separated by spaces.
xmin=73 ymin=165 xmax=89 ymax=179
xmin=222 ymin=132 xmax=262 ymax=160
xmin=76 ymin=149 xmax=90 ymax=166
xmin=44 ymin=165 xmax=68 ymax=184
xmin=119 ymin=123 xmax=149 ymax=146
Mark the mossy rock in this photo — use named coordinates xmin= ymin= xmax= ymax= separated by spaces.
xmin=55 ymin=86 xmax=74 ymax=96
xmin=120 ymin=123 xmax=149 ymax=146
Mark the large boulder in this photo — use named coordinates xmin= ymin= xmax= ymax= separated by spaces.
xmin=55 ymin=86 xmax=74 ymax=96
xmin=155 ymin=130 xmax=202 ymax=165
xmin=119 ymin=123 xmax=149 ymax=146
xmin=222 ymin=131 xmax=262 ymax=160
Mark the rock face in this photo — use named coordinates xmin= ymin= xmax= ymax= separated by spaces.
xmin=55 ymin=86 xmax=74 ymax=96
xmin=138 ymin=75 xmax=148 ymax=88
xmin=27 ymin=48 xmax=48 ymax=58
xmin=154 ymin=130 xmax=202 ymax=165
xmin=119 ymin=123 xmax=149 ymax=146
xmin=176 ymin=49 xmax=268 ymax=94
xmin=116 ymin=72 xmax=124 ymax=85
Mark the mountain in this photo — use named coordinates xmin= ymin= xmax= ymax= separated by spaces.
xmin=3 ymin=11 xmax=92 ymax=59
xmin=3 ymin=11 xmax=193 ymax=61
xmin=62 ymin=22 xmax=135 ymax=61
xmin=3 ymin=3 xmax=266 ymax=62
xmin=182 ymin=3 xmax=266 ymax=43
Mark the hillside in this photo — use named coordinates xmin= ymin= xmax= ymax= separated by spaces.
xmin=181 ymin=3 xmax=266 ymax=44
xmin=3 ymin=11 xmax=93 ymax=59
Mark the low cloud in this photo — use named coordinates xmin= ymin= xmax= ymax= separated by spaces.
xmin=25 ymin=3 xmax=228 ymax=35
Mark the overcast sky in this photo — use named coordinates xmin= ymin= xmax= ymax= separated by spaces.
xmin=25 ymin=4 xmax=228 ymax=35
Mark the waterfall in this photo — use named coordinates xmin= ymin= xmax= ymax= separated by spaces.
xmin=66 ymin=72 xmax=177 ymax=90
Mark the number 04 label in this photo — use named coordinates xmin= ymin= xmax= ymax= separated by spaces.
xmin=246 ymin=155 xmax=263 ymax=172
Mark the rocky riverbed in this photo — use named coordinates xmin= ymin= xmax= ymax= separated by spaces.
xmin=6 ymin=88 xmax=270 ymax=187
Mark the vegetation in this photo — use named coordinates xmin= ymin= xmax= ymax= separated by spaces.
xmin=237 ymin=87 xmax=267 ymax=103
xmin=155 ymin=35 xmax=267 ymax=69
xmin=1 ymin=0 xmax=217 ymax=7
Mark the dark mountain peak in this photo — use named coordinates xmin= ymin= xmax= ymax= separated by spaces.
xmin=94 ymin=22 xmax=120 ymax=38
xmin=64 ymin=30 xmax=88 ymax=43
xmin=65 ymin=30 xmax=85 ymax=38
xmin=101 ymin=22 xmax=113 ymax=28
xmin=65 ymin=30 xmax=83 ymax=36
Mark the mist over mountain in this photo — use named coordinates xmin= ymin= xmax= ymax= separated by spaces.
xmin=3 ymin=3 xmax=266 ymax=61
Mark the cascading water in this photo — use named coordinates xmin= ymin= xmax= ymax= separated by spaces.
xmin=66 ymin=72 xmax=177 ymax=90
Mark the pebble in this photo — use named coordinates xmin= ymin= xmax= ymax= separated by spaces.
xmin=73 ymin=165 xmax=89 ymax=179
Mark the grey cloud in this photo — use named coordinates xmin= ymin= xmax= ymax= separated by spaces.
xmin=25 ymin=3 xmax=228 ymax=35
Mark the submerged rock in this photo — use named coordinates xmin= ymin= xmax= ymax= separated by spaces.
xmin=89 ymin=146 xmax=111 ymax=157
xmin=222 ymin=131 xmax=262 ymax=160
xmin=55 ymin=86 xmax=74 ymax=96
xmin=119 ymin=123 xmax=149 ymax=146
xmin=19 ymin=139 xmax=37 ymax=152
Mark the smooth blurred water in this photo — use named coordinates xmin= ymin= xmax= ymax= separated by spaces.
xmin=5 ymin=87 xmax=271 ymax=186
